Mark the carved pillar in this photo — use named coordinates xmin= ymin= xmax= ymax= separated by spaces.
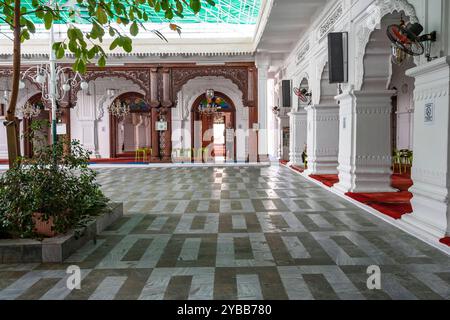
xmin=144 ymin=115 xmax=151 ymax=148
xmin=288 ymin=109 xmax=307 ymax=167
xmin=132 ymin=114 xmax=143 ymax=149
xmin=401 ymin=57 xmax=450 ymax=240
xmin=304 ymin=104 xmax=339 ymax=175
xmin=162 ymin=68 xmax=172 ymax=107
xmin=256 ymin=60 xmax=269 ymax=162
xmin=333 ymin=90 xmax=396 ymax=193
xmin=150 ymin=68 xmax=159 ymax=108
xmin=151 ymin=107 xmax=172 ymax=162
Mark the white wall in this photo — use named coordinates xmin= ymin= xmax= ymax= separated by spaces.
xmin=71 ymin=78 xmax=143 ymax=158
xmin=389 ymin=58 xmax=416 ymax=150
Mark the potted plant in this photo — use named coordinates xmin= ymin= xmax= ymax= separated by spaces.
xmin=0 ymin=121 xmax=109 ymax=239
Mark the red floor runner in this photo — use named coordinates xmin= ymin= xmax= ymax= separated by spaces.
xmin=309 ymin=174 xmax=339 ymax=187
xmin=345 ymin=174 xmax=413 ymax=220
xmin=283 ymin=167 xmax=414 ymax=221
xmin=290 ymin=165 xmax=305 ymax=173
xmin=439 ymin=237 xmax=450 ymax=246
xmin=279 ymin=159 xmax=288 ymax=165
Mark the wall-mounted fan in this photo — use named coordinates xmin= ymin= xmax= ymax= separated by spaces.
xmin=293 ymin=87 xmax=312 ymax=105
xmin=387 ymin=19 xmax=437 ymax=64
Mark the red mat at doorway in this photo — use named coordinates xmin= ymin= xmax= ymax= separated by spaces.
xmin=439 ymin=237 xmax=450 ymax=247
xmin=279 ymin=159 xmax=288 ymax=165
xmin=0 ymin=159 xmax=8 ymax=164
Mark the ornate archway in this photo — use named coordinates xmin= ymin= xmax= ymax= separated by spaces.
xmin=109 ymin=92 xmax=151 ymax=159
xmin=354 ymin=0 xmax=419 ymax=90
xmin=191 ymin=91 xmax=237 ymax=162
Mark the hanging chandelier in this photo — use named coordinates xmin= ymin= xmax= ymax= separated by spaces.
xmin=17 ymin=101 xmax=41 ymax=119
xmin=109 ymin=99 xmax=130 ymax=118
xmin=199 ymin=89 xmax=222 ymax=115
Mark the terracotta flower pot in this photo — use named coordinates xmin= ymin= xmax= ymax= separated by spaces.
xmin=32 ymin=213 xmax=56 ymax=237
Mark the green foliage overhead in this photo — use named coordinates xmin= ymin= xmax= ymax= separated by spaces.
xmin=0 ymin=0 xmax=217 ymax=73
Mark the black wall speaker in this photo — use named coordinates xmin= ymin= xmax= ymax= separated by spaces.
xmin=328 ymin=32 xmax=348 ymax=84
xmin=282 ymin=80 xmax=291 ymax=108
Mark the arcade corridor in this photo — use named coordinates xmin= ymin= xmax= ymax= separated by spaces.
xmin=0 ymin=165 xmax=448 ymax=300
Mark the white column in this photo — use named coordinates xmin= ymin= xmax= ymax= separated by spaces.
xmin=256 ymin=55 xmax=270 ymax=161
xmin=132 ymin=114 xmax=144 ymax=149
xmin=0 ymin=117 xmax=7 ymax=158
xmin=276 ymin=115 xmax=288 ymax=160
xmin=333 ymin=90 xmax=396 ymax=193
xmin=304 ymin=104 xmax=339 ymax=175
xmin=401 ymin=57 xmax=450 ymax=239
xmin=288 ymin=109 xmax=307 ymax=167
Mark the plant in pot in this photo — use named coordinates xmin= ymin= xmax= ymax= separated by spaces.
xmin=0 ymin=120 xmax=109 ymax=239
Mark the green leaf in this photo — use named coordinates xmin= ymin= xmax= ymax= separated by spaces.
xmin=165 ymin=9 xmax=173 ymax=20
xmin=122 ymin=37 xmax=132 ymax=53
xmin=56 ymin=46 xmax=65 ymax=59
xmin=109 ymin=37 xmax=120 ymax=50
xmin=68 ymin=40 xmax=77 ymax=53
xmin=190 ymin=0 xmax=201 ymax=13
xmin=98 ymin=55 xmax=106 ymax=68
xmin=96 ymin=7 xmax=108 ymax=24
xmin=130 ymin=21 xmax=139 ymax=37
xmin=206 ymin=0 xmax=216 ymax=6
xmin=24 ymin=19 xmax=36 ymax=34
xmin=176 ymin=0 xmax=183 ymax=13
xmin=44 ymin=11 xmax=53 ymax=30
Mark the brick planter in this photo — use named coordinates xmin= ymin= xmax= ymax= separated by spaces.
xmin=0 ymin=202 xmax=123 ymax=263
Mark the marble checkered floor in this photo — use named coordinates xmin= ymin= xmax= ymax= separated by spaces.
xmin=0 ymin=165 xmax=449 ymax=300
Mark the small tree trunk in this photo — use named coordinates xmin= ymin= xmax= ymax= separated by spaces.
xmin=5 ymin=0 xmax=22 ymax=167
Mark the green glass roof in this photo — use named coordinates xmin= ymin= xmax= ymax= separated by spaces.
xmin=3 ymin=0 xmax=262 ymax=25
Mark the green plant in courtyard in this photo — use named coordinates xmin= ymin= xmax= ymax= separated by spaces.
xmin=1 ymin=0 xmax=215 ymax=166
xmin=0 ymin=121 xmax=109 ymax=238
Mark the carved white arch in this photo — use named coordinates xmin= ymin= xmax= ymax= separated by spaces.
xmin=174 ymin=76 xmax=245 ymax=122
xmin=75 ymin=77 xmax=144 ymax=121
xmin=313 ymin=53 xmax=329 ymax=105
xmin=355 ymin=0 xmax=419 ymax=90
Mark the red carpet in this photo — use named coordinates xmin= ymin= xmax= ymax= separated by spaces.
xmin=279 ymin=162 xmax=415 ymax=221
xmin=0 ymin=159 xmax=8 ymax=164
xmin=89 ymin=157 xmax=144 ymax=164
xmin=291 ymin=165 xmax=305 ymax=173
xmin=439 ymin=237 xmax=450 ymax=246
xmin=279 ymin=159 xmax=288 ymax=165
xmin=310 ymin=174 xmax=339 ymax=188
xmin=345 ymin=173 xmax=413 ymax=220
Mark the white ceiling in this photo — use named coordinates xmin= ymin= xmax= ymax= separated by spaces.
xmin=256 ymin=0 xmax=328 ymax=61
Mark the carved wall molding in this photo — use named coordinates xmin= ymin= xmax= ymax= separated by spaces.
xmin=314 ymin=148 xmax=339 ymax=156
xmin=414 ymin=85 xmax=449 ymax=101
xmin=355 ymin=0 xmax=419 ymax=90
xmin=296 ymin=41 xmax=310 ymax=65
xmin=171 ymin=65 xmax=253 ymax=107
xmin=71 ymin=69 xmax=151 ymax=106
xmin=355 ymin=106 xmax=392 ymax=115
xmin=318 ymin=4 xmax=343 ymax=39
xmin=315 ymin=115 xmax=340 ymax=122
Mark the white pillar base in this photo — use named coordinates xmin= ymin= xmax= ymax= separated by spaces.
xmin=304 ymin=103 xmax=339 ymax=175
xmin=334 ymin=90 xmax=397 ymax=193
xmin=400 ymin=56 xmax=450 ymax=239
xmin=288 ymin=110 xmax=307 ymax=167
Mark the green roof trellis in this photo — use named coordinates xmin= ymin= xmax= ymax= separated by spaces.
xmin=1 ymin=0 xmax=262 ymax=25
